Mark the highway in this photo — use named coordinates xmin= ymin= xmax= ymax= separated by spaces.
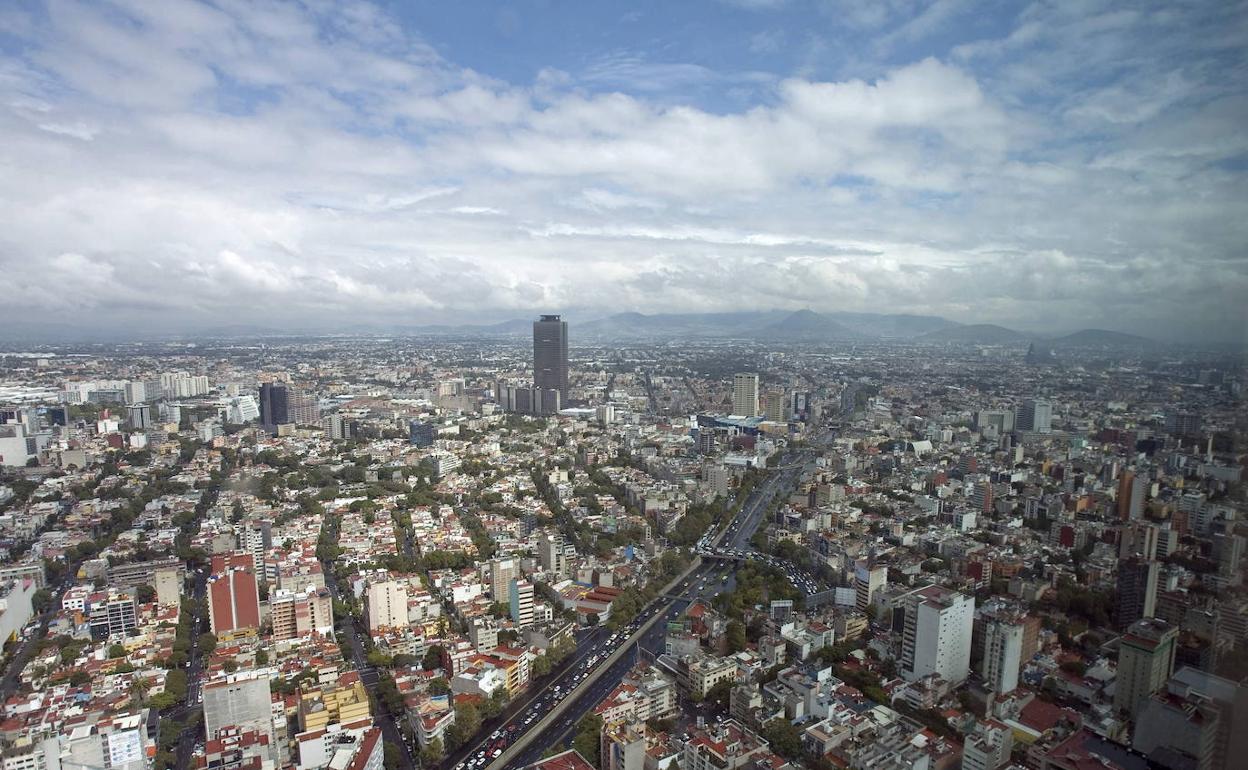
xmin=462 ymin=451 xmax=807 ymax=770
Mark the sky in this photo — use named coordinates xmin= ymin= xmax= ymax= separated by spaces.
xmin=0 ymin=0 xmax=1246 ymax=343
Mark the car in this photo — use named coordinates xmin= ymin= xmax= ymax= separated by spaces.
xmin=492 ymin=749 xmax=502 ymax=758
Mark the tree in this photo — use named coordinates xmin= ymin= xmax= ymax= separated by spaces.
xmin=423 ymin=645 xmax=444 ymax=671
xmin=532 ymin=655 xmax=552 ymax=677
xmin=108 ymin=643 xmax=128 ymax=659
xmin=571 ymin=714 xmax=603 ymax=767
xmin=255 ymin=649 xmax=269 ymax=665
xmin=706 ymin=679 xmax=733 ymax=711
xmin=68 ymin=670 xmax=91 ymax=687
xmin=419 ymin=737 xmax=443 ymax=766
xmin=428 ymin=677 xmax=450 ymax=696
xmin=136 ymin=584 xmax=157 ymax=604
xmin=198 ymin=633 xmax=217 ymax=656
xmin=725 ymin=620 xmax=747 ymax=654
xmin=586 ymin=612 xmax=600 ymax=627
xmin=222 ymin=659 xmax=239 ymax=673
xmin=760 ymin=718 xmax=803 ymax=759
xmin=383 ymin=742 xmax=402 ymax=770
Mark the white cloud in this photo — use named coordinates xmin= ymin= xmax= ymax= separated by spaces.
xmin=0 ymin=0 xmax=1242 ymax=343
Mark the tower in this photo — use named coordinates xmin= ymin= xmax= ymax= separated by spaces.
xmin=533 ymin=315 xmax=569 ymax=407
xmin=1116 ymin=556 xmax=1159 ymax=629
xmin=1115 ymin=618 xmax=1178 ymax=718
xmin=732 ymin=373 xmax=760 ymax=418
xmin=258 ymin=382 xmax=288 ymax=432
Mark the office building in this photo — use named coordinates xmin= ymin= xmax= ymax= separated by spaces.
xmin=901 ymin=585 xmax=975 ymax=684
xmin=208 ymin=553 xmax=261 ymax=638
xmin=732 ymin=373 xmax=759 ymax=418
xmin=533 ymin=315 xmax=569 ymax=405
xmin=1120 ymin=521 xmax=1160 ymax=560
xmin=87 ymin=590 xmax=138 ymax=639
xmin=1015 ymin=399 xmax=1052 ymax=433
xmin=510 ymin=579 xmax=534 ymax=627
xmin=410 ymin=419 xmax=436 ymax=448
xmin=258 ymin=382 xmax=288 ymax=431
xmin=974 ymin=409 xmax=1015 ymax=435
xmin=1115 ymin=618 xmax=1178 ymax=718
xmin=126 ymin=404 xmax=151 ymax=431
xmin=1118 ymin=470 xmax=1147 ymax=521
xmin=981 ymin=618 xmax=1024 ymax=694
xmin=1116 ymin=557 xmax=1159 ymax=629
xmin=365 ymin=580 xmax=408 ymax=632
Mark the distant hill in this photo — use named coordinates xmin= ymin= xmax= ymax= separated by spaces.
xmin=577 ymin=311 xmax=792 ymax=339
xmin=919 ymin=323 xmax=1032 ymax=344
xmin=754 ymin=309 xmax=863 ymax=340
xmin=825 ymin=311 xmax=960 ymax=338
xmin=1048 ymin=328 xmax=1155 ymax=348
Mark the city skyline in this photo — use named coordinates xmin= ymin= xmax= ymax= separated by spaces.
xmin=0 ymin=1 xmax=1244 ymax=344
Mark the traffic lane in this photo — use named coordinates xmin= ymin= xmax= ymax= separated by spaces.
xmin=507 ymin=599 xmax=690 ymax=768
xmin=444 ymin=626 xmax=612 ymax=769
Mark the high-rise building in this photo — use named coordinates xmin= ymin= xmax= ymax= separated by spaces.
xmin=287 ymin=388 xmax=320 ymax=425
xmin=732 ymin=373 xmax=760 ymax=418
xmin=533 ymin=315 xmax=569 ymax=405
xmin=975 ymin=409 xmax=1015 ymax=435
xmin=208 ymin=553 xmax=260 ymax=638
xmin=271 ymin=586 xmax=334 ymax=641
xmin=410 ymin=419 xmax=436 ymax=448
xmin=901 ymin=585 xmax=975 ymax=684
xmin=1116 ymin=557 xmax=1159 ymax=629
xmin=1115 ymin=617 xmax=1178 ymax=718
xmin=762 ymin=390 xmax=786 ymax=422
xmin=1117 ymin=471 xmax=1147 ymax=521
xmin=855 ymin=561 xmax=887 ymax=613
xmin=1133 ymin=667 xmax=1246 ymax=770
xmin=981 ymin=618 xmax=1024 ymax=694
xmin=1120 ymin=521 xmax=1160 ymax=560
xmin=510 ymin=579 xmax=534 ymax=627
xmin=600 ymin=721 xmax=647 ymax=770
xmin=323 ymin=413 xmax=354 ymax=440
xmin=962 ymin=720 xmax=1013 ymax=770
xmin=258 ymin=382 xmax=288 ymax=432
xmin=488 ymin=558 xmax=518 ymax=601
xmin=1015 ymin=399 xmax=1052 ymax=433
xmin=538 ymin=532 xmax=567 ymax=577
xmin=126 ymin=404 xmax=152 ymax=431
xmin=365 ymin=580 xmax=408 ymax=632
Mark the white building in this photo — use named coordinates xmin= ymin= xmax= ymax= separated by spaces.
xmin=365 ymin=580 xmax=408 ymax=632
xmin=901 ymin=585 xmax=974 ymax=685
xmin=510 ymin=579 xmax=534 ymax=628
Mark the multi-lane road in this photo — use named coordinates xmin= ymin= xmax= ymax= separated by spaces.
xmin=451 ymin=450 xmax=812 ymax=770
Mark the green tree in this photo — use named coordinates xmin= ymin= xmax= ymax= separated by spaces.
xmin=255 ymin=649 xmax=269 ymax=665
xmin=571 ymin=714 xmax=603 ymax=767
xmin=428 ymin=677 xmax=450 ymax=696
xmin=108 ymin=643 xmax=128 ymax=659
xmin=419 ymin=737 xmax=443 ymax=766
xmin=422 ymin=645 xmax=444 ymax=671
xmin=725 ymin=620 xmax=747 ymax=654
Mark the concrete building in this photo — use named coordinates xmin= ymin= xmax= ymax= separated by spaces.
xmin=488 ymin=558 xmax=518 ymax=602
xmin=1016 ymin=399 xmax=1052 ymax=433
xmin=731 ymin=373 xmax=760 ymax=418
xmin=981 ymin=617 xmax=1024 ymax=695
xmin=203 ymin=673 xmax=278 ymax=763
xmin=1116 ymin=557 xmax=1159 ymax=630
xmin=365 ymin=580 xmax=408 ymax=632
xmin=538 ymin=532 xmax=567 ymax=577
xmin=510 ymin=579 xmax=534 ymax=628
xmin=962 ymin=720 xmax=1013 ymax=770
xmin=600 ymin=721 xmax=647 ymax=770
xmin=1133 ymin=667 xmax=1246 ymax=770
xmin=271 ymin=586 xmax=334 ymax=641
xmin=855 ymin=561 xmax=887 ymax=613
xmin=1115 ymin=618 xmax=1178 ymax=718
xmin=901 ymin=584 xmax=975 ymax=685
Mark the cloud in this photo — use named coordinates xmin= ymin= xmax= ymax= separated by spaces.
xmin=0 ymin=0 xmax=1243 ymax=344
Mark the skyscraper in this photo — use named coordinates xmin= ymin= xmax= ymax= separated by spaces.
xmin=258 ymin=382 xmax=288 ymax=432
xmin=732 ymin=373 xmax=759 ymax=418
xmin=533 ymin=315 xmax=569 ymax=406
xmin=1117 ymin=556 xmax=1159 ymax=629
xmin=981 ymin=617 xmax=1024 ymax=694
xmin=1015 ymin=399 xmax=1052 ymax=433
xmin=901 ymin=584 xmax=975 ymax=684
xmin=510 ymin=578 xmax=534 ymax=627
xmin=1115 ymin=618 xmax=1178 ymax=718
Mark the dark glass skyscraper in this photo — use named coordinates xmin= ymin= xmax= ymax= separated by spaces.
xmin=533 ymin=314 xmax=569 ymax=406
xmin=258 ymin=382 xmax=288 ymax=432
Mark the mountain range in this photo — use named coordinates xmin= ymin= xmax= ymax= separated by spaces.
xmin=0 ymin=310 xmax=1163 ymax=348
